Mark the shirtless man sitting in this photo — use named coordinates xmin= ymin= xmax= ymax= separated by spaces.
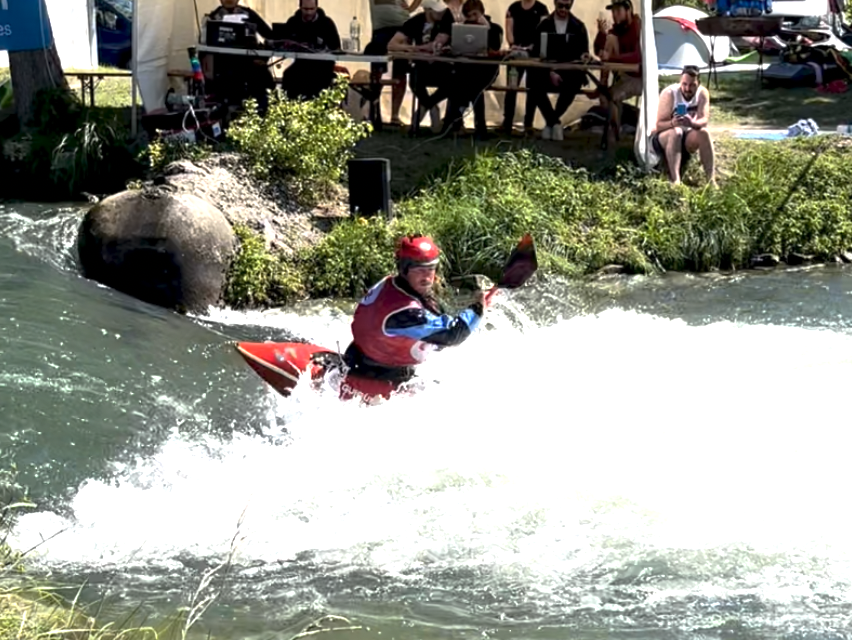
xmin=650 ymin=65 xmax=716 ymax=186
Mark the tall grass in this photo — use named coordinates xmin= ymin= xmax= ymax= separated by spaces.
xmin=222 ymin=136 xmax=852 ymax=307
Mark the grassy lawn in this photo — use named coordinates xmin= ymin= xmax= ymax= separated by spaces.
xmin=0 ymin=65 xmax=136 ymax=108
xmin=64 ymin=65 xmax=138 ymax=108
xmin=696 ymin=70 xmax=852 ymax=130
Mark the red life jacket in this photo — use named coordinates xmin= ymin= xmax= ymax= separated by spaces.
xmin=350 ymin=276 xmax=436 ymax=367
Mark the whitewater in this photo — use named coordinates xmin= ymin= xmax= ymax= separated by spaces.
xmin=3 ymin=204 xmax=852 ymax=637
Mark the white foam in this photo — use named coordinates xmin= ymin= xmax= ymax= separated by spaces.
xmin=10 ymin=307 xmax=852 ymax=605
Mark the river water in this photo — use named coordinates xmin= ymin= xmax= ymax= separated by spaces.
xmin=1 ymin=202 xmax=851 ymax=640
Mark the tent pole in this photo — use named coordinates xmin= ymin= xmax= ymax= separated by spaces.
xmin=88 ymin=0 xmax=98 ymax=68
xmin=641 ymin=0 xmax=653 ymax=172
xmin=131 ymin=0 xmax=139 ymax=137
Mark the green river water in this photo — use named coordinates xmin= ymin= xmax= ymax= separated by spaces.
xmin=1 ymin=202 xmax=851 ymax=640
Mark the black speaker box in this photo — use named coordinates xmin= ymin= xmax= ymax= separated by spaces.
xmin=348 ymin=158 xmax=392 ymax=218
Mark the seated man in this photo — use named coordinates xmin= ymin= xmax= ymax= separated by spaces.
xmin=387 ymin=0 xmax=449 ymax=132
xmin=529 ymin=0 xmax=590 ymax=141
xmin=278 ymin=0 xmax=342 ymax=101
xmin=502 ymin=0 xmax=550 ymax=133
xmin=593 ymin=0 xmax=642 ymax=136
xmin=432 ymin=0 xmax=504 ymax=136
xmin=342 ymin=236 xmax=487 ymax=398
xmin=651 ymin=65 xmax=716 ymax=185
xmin=206 ymin=0 xmax=276 ymax=114
xmin=366 ymin=0 xmax=422 ymax=126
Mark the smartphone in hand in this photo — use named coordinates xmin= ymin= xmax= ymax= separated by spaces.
xmin=675 ymin=103 xmax=688 ymax=117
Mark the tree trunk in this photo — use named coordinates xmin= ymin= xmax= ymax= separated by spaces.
xmin=8 ymin=44 xmax=68 ymax=129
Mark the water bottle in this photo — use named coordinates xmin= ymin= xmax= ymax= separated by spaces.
xmin=350 ymin=16 xmax=361 ymax=52
xmin=507 ymin=66 xmax=519 ymax=89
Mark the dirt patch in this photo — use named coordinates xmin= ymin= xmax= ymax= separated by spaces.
xmin=159 ymin=152 xmax=349 ymax=254
xmin=352 ymin=127 xmax=636 ymax=199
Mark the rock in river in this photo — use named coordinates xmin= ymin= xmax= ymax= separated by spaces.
xmin=76 ymin=188 xmax=236 ymax=313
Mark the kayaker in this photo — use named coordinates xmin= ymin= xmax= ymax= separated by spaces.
xmin=342 ymin=235 xmax=487 ymax=394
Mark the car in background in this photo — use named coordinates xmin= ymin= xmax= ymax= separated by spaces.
xmin=96 ymin=0 xmax=132 ymax=69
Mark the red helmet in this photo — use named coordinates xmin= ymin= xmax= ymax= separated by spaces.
xmin=395 ymin=235 xmax=441 ymax=274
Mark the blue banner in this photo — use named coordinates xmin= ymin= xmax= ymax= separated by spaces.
xmin=0 ymin=0 xmax=54 ymax=53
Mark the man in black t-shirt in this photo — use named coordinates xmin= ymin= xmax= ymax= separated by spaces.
xmin=529 ymin=0 xmax=589 ymax=141
xmin=388 ymin=0 xmax=450 ymax=132
xmin=432 ymin=0 xmax=503 ymax=137
xmin=206 ymin=0 xmax=276 ymax=113
xmin=502 ymin=0 xmax=548 ymax=132
xmin=277 ymin=0 xmax=342 ymax=101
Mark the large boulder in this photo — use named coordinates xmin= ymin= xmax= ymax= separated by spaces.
xmin=77 ymin=188 xmax=236 ymax=313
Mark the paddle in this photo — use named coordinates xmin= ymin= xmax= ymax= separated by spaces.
xmin=485 ymin=233 xmax=538 ymax=305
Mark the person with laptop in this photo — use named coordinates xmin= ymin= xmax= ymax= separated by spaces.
xmin=387 ymin=0 xmax=450 ymax=133
xmin=433 ymin=0 xmax=504 ymax=137
xmin=365 ymin=0 xmax=423 ymax=127
xmin=205 ymin=0 xmax=276 ymax=114
xmin=502 ymin=0 xmax=549 ymax=134
xmin=529 ymin=0 xmax=590 ymax=141
xmin=277 ymin=0 xmax=342 ymax=101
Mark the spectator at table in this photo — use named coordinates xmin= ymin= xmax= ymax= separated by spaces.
xmin=437 ymin=0 xmax=466 ymax=29
xmin=387 ymin=0 xmax=449 ymax=132
xmin=502 ymin=0 xmax=549 ymax=133
xmin=435 ymin=0 xmax=504 ymax=137
xmin=278 ymin=0 xmax=342 ymax=100
xmin=528 ymin=0 xmax=589 ymax=141
xmin=651 ymin=65 xmax=716 ymax=186
xmin=593 ymin=0 xmax=642 ymax=138
xmin=366 ymin=0 xmax=422 ymax=126
xmin=206 ymin=0 xmax=276 ymax=114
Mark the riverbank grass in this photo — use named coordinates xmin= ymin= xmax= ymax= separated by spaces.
xmin=225 ymin=134 xmax=852 ymax=306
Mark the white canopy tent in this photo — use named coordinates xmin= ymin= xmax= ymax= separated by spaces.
xmin=131 ymin=0 xmax=660 ymax=167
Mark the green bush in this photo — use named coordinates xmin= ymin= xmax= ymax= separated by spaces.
xmin=223 ymin=225 xmax=305 ymax=309
xmin=300 ymin=216 xmax=398 ymax=298
xmin=146 ymin=136 xmax=210 ymax=173
xmin=9 ymin=89 xmax=141 ymax=199
xmin=226 ymin=75 xmax=372 ymax=206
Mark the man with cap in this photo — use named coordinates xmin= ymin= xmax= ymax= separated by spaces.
xmin=593 ymin=0 xmax=642 ymax=136
xmin=341 ymin=235 xmax=488 ymax=395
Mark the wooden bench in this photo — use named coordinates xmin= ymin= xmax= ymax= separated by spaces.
xmin=488 ymin=84 xmax=597 ymax=98
xmin=64 ymin=69 xmax=132 ymax=106
xmin=348 ymin=77 xmax=401 ymax=130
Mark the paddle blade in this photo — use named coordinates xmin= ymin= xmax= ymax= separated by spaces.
xmin=498 ymin=233 xmax=537 ymax=289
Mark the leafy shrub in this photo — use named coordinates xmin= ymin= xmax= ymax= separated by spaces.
xmin=9 ymin=89 xmax=141 ymax=199
xmin=299 ymin=216 xmax=397 ymax=298
xmin=146 ymin=136 xmax=210 ymax=173
xmin=223 ymin=225 xmax=305 ymax=309
xmin=227 ymin=75 xmax=372 ymax=206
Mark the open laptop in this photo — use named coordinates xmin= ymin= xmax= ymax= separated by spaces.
xmin=451 ymin=23 xmax=489 ymax=56
xmin=206 ymin=20 xmax=258 ymax=48
xmin=540 ymin=32 xmax=571 ymax=62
